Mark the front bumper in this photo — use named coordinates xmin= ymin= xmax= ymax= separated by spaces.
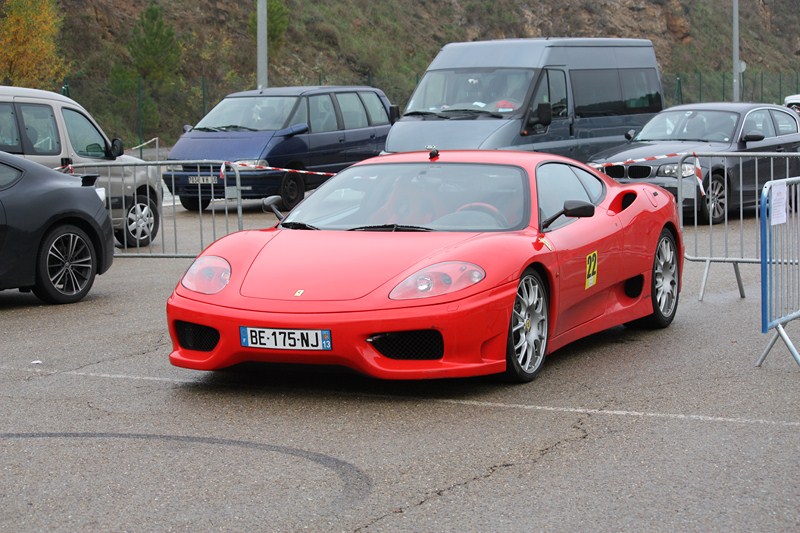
xmin=166 ymin=284 xmax=515 ymax=380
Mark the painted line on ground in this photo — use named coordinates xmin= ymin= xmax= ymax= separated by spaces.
xmin=4 ymin=365 xmax=799 ymax=428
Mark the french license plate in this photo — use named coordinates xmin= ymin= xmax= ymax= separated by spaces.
xmin=240 ymin=326 xmax=332 ymax=351
xmin=188 ymin=175 xmax=218 ymax=185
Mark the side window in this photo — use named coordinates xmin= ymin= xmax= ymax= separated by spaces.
xmin=308 ymin=94 xmax=338 ymax=133
xmin=289 ymin=96 xmax=309 ymax=126
xmin=771 ymin=110 xmax=799 ymax=136
xmin=535 ymin=162 xmax=593 ymax=229
xmin=570 ymin=69 xmax=624 ymax=117
xmin=0 ymin=103 xmax=22 ymax=153
xmin=359 ymin=91 xmax=390 ymax=125
xmin=743 ymin=110 xmax=776 ymax=138
xmin=572 ymin=166 xmax=605 ymax=203
xmin=335 ymin=93 xmax=369 ymax=129
xmin=619 ymin=68 xmax=662 ymax=114
xmin=530 ymin=69 xmax=568 ymax=118
xmin=19 ymin=103 xmax=61 ymax=155
xmin=62 ymin=108 xmax=107 ymax=158
xmin=0 ymin=161 xmax=22 ymax=189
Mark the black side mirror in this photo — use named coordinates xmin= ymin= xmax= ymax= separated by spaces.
xmin=742 ymin=132 xmax=765 ymax=143
xmin=624 ymin=129 xmax=636 ymax=141
xmin=389 ymin=105 xmax=400 ymax=124
xmin=527 ymin=102 xmax=553 ymax=129
xmin=109 ymin=138 xmax=124 ymax=158
xmin=541 ymin=199 xmax=595 ymax=230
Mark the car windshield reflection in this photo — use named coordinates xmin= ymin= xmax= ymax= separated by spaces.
xmin=281 ymin=162 xmax=529 ymax=232
xmin=636 ymin=110 xmax=739 ymax=143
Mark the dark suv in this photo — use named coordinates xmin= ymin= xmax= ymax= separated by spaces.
xmin=164 ymin=85 xmax=396 ymax=211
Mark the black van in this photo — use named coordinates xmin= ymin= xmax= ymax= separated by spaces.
xmin=385 ymin=38 xmax=663 ymax=162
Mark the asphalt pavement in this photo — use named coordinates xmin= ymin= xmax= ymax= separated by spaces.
xmin=1 ymin=219 xmax=799 ymax=532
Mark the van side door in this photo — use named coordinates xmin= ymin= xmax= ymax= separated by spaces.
xmin=333 ymin=92 xmax=375 ymax=165
xmin=306 ymin=93 xmax=347 ymax=176
xmin=515 ymin=69 xmax=574 ymax=158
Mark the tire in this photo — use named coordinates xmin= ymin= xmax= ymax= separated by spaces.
xmin=33 ymin=224 xmax=97 ymax=304
xmin=504 ymin=269 xmax=549 ymax=383
xmin=699 ymin=173 xmax=726 ymax=224
xmin=179 ymin=195 xmax=211 ymax=212
xmin=115 ymin=193 xmax=160 ymax=247
xmin=278 ymin=172 xmax=305 ymax=211
xmin=636 ymin=228 xmax=680 ymax=329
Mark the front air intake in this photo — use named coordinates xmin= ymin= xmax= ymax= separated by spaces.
xmin=175 ymin=321 xmax=220 ymax=352
xmin=367 ymin=330 xmax=444 ymax=360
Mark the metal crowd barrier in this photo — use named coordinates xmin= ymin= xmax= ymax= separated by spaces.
xmin=676 ymin=152 xmax=800 ymax=300
xmin=756 ymin=176 xmax=800 ymax=366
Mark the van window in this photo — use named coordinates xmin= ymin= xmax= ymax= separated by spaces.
xmin=195 ymin=96 xmax=298 ymax=131
xmin=530 ymin=69 xmax=568 ymax=118
xmin=289 ymin=97 xmax=309 ymax=126
xmin=620 ymin=68 xmax=662 ymax=113
xmin=359 ymin=91 xmax=390 ymax=125
xmin=571 ymin=69 xmax=625 ymax=117
xmin=19 ymin=103 xmax=61 ymax=156
xmin=336 ymin=93 xmax=369 ymax=129
xmin=62 ymin=108 xmax=107 ymax=158
xmin=309 ymin=94 xmax=338 ymax=133
xmin=0 ymin=103 xmax=22 ymax=153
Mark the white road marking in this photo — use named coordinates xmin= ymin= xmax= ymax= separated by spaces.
xmin=4 ymin=366 xmax=799 ymax=428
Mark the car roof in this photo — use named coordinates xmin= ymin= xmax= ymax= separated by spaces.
xmin=224 ymin=85 xmax=387 ymax=99
xmin=660 ymin=102 xmax=790 ymax=113
xmin=352 ymin=149 xmax=575 ymax=167
xmin=0 ymin=85 xmax=88 ymax=110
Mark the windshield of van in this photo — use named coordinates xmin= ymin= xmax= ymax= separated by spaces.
xmin=195 ymin=96 xmax=299 ymax=131
xmin=405 ymin=68 xmax=535 ymax=116
xmin=636 ymin=110 xmax=739 ymax=143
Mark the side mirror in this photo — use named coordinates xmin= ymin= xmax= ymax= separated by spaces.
xmin=742 ymin=132 xmax=765 ymax=143
xmin=541 ymin=199 xmax=595 ymax=230
xmin=277 ymin=123 xmax=309 ymax=137
xmin=262 ymin=195 xmax=284 ymax=220
xmin=527 ymin=102 xmax=553 ymax=129
xmin=389 ymin=104 xmax=400 ymax=124
xmin=109 ymin=138 xmax=124 ymax=158
xmin=183 ymin=124 xmax=193 ymax=133
xmin=624 ymin=129 xmax=636 ymax=141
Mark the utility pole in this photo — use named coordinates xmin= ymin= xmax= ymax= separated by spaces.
xmin=257 ymin=0 xmax=268 ymax=89
xmin=732 ymin=0 xmax=740 ymax=101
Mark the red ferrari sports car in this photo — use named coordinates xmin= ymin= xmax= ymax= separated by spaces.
xmin=167 ymin=149 xmax=682 ymax=382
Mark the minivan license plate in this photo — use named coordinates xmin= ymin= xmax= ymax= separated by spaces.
xmin=188 ymin=175 xmax=217 ymax=184
xmin=240 ymin=326 xmax=332 ymax=351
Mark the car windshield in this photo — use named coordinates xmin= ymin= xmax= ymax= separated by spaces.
xmin=281 ymin=162 xmax=529 ymax=231
xmin=635 ymin=109 xmax=739 ymax=142
xmin=195 ymin=95 xmax=299 ymax=131
xmin=405 ymin=68 xmax=535 ymax=116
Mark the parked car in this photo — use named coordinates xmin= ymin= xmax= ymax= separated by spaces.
xmin=0 ymin=151 xmax=114 ymax=303
xmin=167 ymin=149 xmax=682 ymax=383
xmin=385 ymin=37 xmax=663 ymax=162
xmin=784 ymin=94 xmax=800 ymax=112
xmin=164 ymin=85 xmax=396 ymax=211
xmin=0 ymin=86 xmax=162 ymax=248
xmin=589 ymin=102 xmax=800 ymax=224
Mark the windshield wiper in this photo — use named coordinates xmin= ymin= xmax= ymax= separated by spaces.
xmin=216 ymin=124 xmax=258 ymax=132
xmin=348 ymin=224 xmax=432 ymax=232
xmin=280 ymin=221 xmax=320 ymax=230
xmin=403 ymin=111 xmax=450 ymax=119
xmin=441 ymin=109 xmax=504 ymax=119
xmin=192 ymin=126 xmax=222 ymax=132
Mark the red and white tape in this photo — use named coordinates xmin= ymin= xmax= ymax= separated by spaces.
xmin=220 ymin=162 xmax=335 ymax=178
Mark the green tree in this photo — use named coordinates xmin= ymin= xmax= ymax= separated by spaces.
xmin=249 ymin=0 xmax=290 ymax=51
xmin=128 ymin=0 xmax=181 ymax=83
xmin=0 ymin=0 xmax=68 ymax=87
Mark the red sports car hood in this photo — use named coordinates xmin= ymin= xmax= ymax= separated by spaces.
xmin=239 ymin=230 xmax=479 ymax=301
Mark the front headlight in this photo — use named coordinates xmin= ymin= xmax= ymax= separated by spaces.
xmin=389 ymin=261 xmax=485 ymax=300
xmin=181 ymin=256 xmax=231 ymax=294
xmin=657 ymin=163 xmax=696 ymax=178
xmin=235 ymin=159 xmax=269 ymax=169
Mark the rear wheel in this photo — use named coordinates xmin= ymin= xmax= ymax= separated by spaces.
xmin=33 ymin=224 xmax=97 ymax=304
xmin=637 ymin=228 xmax=679 ymax=328
xmin=179 ymin=195 xmax=211 ymax=212
xmin=504 ymin=269 xmax=549 ymax=383
xmin=115 ymin=193 xmax=160 ymax=247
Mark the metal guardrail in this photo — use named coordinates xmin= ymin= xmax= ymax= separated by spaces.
xmin=756 ymin=176 xmax=800 ymax=366
xmin=676 ymin=152 xmax=800 ymax=300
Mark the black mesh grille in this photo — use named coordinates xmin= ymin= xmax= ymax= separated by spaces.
xmin=368 ymin=330 xmax=444 ymax=360
xmin=175 ymin=321 xmax=220 ymax=352
xmin=604 ymin=165 xmax=625 ymax=179
xmin=627 ymin=165 xmax=653 ymax=179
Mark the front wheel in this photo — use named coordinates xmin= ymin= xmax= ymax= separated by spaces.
xmin=637 ymin=228 xmax=680 ymax=328
xmin=279 ymin=172 xmax=305 ymax=211
xmin=33 ymin=224 xmax=98 ymax=304
xmin=504 ymin=269 xmax=549 ymax=383
xmin=699 ymin=173 xmax=726 ymax=224
xmin=179 ymin=195 xmax=211 ymax=212
xmin=115 ymin=193 xmax=160 ymax=247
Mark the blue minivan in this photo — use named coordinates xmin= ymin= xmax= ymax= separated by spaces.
xmin=165 ymin=86 xmax=395 ymax=210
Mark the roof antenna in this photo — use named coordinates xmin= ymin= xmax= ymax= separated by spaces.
xmin=427 ymin=145 xmax=439 ymax=160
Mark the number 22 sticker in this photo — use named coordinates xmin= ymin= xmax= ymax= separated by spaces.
xmin=585 ymin=251 xmax=598 ymax=289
